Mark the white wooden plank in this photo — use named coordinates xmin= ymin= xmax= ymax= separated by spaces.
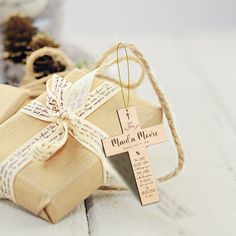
xmin=0 ymin=201 xmax=89 ymax=236
xmin=85 ymin=36 xmax=236 ymax=236
xmin=180 ymin=32 xmax=236 ymax=120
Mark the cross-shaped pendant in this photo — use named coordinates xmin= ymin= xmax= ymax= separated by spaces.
xmin=102 ymin=106 xmax=167 ymax=205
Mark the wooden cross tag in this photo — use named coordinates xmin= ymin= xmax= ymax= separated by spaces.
xmin=102 ymin=106 xmax=167 ymax=205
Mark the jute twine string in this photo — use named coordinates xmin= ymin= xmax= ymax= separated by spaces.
xmin=21 ymin=47 xmax=76 ymax=98
xmin=95 ymin=43 xmax=184 ymax=182
xmin=25 ymin=47 xmax=75 ymax=80
xmin=96 ymin=55 xmax=145 ymax=89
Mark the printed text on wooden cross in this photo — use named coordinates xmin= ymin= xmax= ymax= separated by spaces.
xmin=102 ymin=106 xmax=167 ymax=205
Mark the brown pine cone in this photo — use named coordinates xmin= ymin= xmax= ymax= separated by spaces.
xmin=29 ymin=33 xmax=59 ymax=52
xmin=2 ymin=15 xmax=37 ymax=64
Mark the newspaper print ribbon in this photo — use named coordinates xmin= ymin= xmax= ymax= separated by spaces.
xmin=0 ymin=66 xmax=121 ymax=202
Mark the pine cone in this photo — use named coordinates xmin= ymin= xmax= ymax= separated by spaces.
xmin=2 ymin=15 xmax=37 ymax=64
xmin=29 ymin=33 xmax=59 ymax=52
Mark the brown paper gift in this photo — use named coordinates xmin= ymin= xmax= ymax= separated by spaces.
xmin=0 ymin=68 xmax=163 ymax=223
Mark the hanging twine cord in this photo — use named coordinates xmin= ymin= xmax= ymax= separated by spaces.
xmin=116 ymin=42 xmax=131 ymax=109
xmin=96 ymin=50 xmax=145 ymax=90
xmin=95 ymin=43 xmax=184 ymax=182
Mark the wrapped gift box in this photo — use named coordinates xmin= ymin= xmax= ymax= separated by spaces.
xmin=0 ymin=68 xmax=163 ymax=223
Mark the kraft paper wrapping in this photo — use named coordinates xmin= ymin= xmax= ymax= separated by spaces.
xmin=0 ymin=85 xmax=29 ymax=124
xmin=0 ymin=68 xmax=163 ymax=223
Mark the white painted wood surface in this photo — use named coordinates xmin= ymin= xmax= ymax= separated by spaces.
xmin=1 ymin=33 xmax=236 ymax=235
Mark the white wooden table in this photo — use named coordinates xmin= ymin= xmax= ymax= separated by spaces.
xmin=0 ymin=33 xmax=236 ymax=236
